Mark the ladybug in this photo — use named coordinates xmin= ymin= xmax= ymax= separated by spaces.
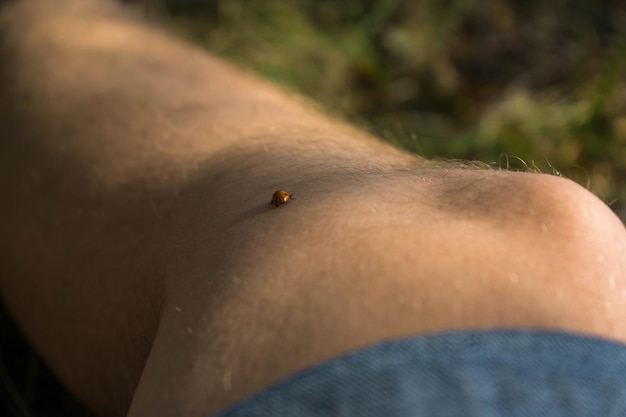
xmin=270 ymin=190 xmax=294 ymax=207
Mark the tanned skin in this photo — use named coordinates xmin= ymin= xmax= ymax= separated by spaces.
xmin=1 ymin=1 xmax=625 ymax=416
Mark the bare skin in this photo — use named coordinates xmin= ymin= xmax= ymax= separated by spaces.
xmin=1 ymin=1 xmax=625 ymax=416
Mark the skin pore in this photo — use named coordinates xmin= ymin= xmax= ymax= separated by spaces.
xmin=0 ymin=0 xmax=625 ymax=416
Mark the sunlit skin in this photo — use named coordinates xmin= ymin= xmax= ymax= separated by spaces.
xmin=0 ymin=1 xmax=625 ymax=417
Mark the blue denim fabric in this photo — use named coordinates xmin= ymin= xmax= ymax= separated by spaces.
xmin=213 ymin=330 xmax=626 ymax=416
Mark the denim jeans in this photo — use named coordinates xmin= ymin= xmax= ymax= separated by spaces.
xmin=213 ymin=330 xmax=626 ymax=416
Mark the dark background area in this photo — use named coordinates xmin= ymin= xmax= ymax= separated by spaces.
xmin=155 ymin=0 xmax=626 ymax=220
xmin=2 ymin=0 xmax=625 ymax=415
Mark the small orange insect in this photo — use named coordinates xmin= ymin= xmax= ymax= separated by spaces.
xmin=270 ymin=190 xmax=294 ymax=207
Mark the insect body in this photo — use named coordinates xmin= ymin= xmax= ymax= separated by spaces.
xmin=270 ymin=190 xmax=294 ymax=207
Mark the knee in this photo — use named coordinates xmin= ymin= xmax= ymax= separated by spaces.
xmin=500 ymin=173 xmax=626 ymax=339
xmin=433 ymin=169 xmax=626 ymax=339
xmin=525 ymin=174 xmax=625 ymax=270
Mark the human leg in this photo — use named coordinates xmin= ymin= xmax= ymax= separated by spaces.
xmin=0 ymin=1 xmax=625 ymax=416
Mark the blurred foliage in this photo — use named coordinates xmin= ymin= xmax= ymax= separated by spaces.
xmin=144 ymin=0 xmax=626 ymax=220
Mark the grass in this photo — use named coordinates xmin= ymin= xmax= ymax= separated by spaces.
xmin=1 ymin=0 xmax=625 ymax=415
xmin=161 ymin=0 xmax=626 ymax=220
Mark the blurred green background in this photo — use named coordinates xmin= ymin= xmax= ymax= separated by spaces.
xmin=156 ymin=0 xmax=626 ymax=220
xmin=2 ymin=0 xmax=625 ymax=415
